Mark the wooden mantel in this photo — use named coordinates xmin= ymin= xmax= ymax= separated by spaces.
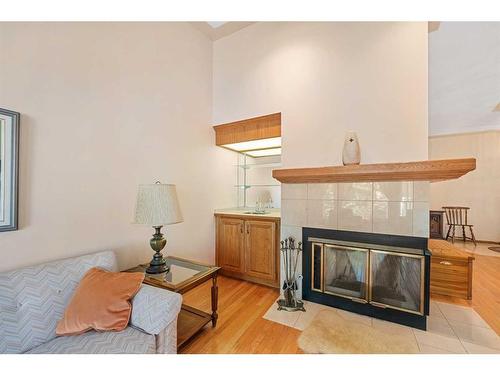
xmin=272 ymin=158 xmax=476 ymax=183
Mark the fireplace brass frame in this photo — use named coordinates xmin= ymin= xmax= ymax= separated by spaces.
xmin=368 ymin=249 xmax=425 ymax=316
xmin=310 ymin=239 xmax=425 ymax=315
xmin=302 ymin=227 xmax=430 ymax=330
xmin=308 ymin=237 xmax=422 ymax=256
xmin=311 ymin=243 xmax=324 ymax=292
xmin=322 ymin=244 xmax=370 ymax=303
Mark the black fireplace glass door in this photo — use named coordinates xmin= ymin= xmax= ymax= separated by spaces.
xmin=369 ymin=250 xmax=424 ymax=315
xmin=323 ymin=245 xmax=368 ymax=300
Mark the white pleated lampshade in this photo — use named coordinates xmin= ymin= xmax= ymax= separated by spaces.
xmin=133 ymin=183 xmax=183 ymax=226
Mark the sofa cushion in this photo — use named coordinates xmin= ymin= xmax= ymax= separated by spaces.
xmin=25 ymin=326 xmax=155 ymax=354
xmin=0 ymin=251 xmax=117 ymax=354
xmin=56 ymin=268 xmax=144 ymax=336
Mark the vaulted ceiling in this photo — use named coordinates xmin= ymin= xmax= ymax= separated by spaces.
xmin=190 ymin=22 xmax=254 ymax=40
xmin=429 ymin=22 xmax=500 ymax=136
xmin=192 ymin=21 xmax=500 ymax=136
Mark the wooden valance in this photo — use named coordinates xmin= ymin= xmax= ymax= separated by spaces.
xmin=213 ymin=113 xmax=281 ymax=145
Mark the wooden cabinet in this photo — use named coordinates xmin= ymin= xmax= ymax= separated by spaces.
xmin=216 ymin=217 xmax=245 ymax=273
xmin=245 ymin=220 xmax=276 ymax=281
xmin=428 ymin=239 xmax=474 ymax=300
xmin=215 ymin=214 xmax=280 ymax=288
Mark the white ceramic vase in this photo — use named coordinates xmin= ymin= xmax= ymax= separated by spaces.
xmin=342 ymin=131 xmax=360 ymax=165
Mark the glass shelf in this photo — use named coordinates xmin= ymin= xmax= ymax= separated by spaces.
xmin=236 ymin=154 xmax=281 ymax=207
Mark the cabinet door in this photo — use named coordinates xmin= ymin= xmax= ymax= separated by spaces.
xmin=217 ymin=217 xmax=244 ymax=273
xmin=245 ymin=220 xmax=276 ymax=281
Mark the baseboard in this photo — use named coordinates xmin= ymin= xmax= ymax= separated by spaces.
xmin=476 ymin=240 xmax=500 ymax=245
xmin=440 ymin=238 xmax=500 ymax=245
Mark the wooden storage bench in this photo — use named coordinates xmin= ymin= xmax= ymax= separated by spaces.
xmin=428 ymin=239 xmax=474 ymax=300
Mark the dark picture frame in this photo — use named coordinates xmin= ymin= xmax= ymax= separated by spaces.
xmin=0 ymin=108 xmax=20 ymax=232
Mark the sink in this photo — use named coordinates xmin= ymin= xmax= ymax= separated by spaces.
xmin=243 ymin=211 xmax=269 ymax=215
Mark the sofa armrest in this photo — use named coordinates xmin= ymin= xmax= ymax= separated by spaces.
xmin=130 ymin=284 xmax=182 ymax=335
xmin=155 ymin=319 xmax=178 ymax=354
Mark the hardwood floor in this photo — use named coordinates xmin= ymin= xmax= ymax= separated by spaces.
xmin=179 ymin=276 xmax=302 ymax=354
xmin=430 ymin=252 xmax=500 ymax=335
xmin=181 ymin=250 xmax=500 ymax=353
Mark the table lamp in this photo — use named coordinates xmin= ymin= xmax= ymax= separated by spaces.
xmin=133 ymin=182 xmax=183 ymax=274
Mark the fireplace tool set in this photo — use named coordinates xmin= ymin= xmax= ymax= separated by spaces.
xmin=277 ymin=237 xmax=305 ymax=312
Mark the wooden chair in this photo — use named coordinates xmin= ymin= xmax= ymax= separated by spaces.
xmin=442 ymin=206 xmax=477 ymax=245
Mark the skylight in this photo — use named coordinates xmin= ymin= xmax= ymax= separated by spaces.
xmin=207 ymin=22 xmax=226 ymax=29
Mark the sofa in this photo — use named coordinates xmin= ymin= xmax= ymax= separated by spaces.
xmin=0 ymin=250 xmax=182 ymax=354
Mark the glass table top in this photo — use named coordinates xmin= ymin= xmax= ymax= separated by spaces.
xmin=158 ymin=257 xmax=210 ymax=284
xmin=129 ymin=256 xmax=218 ymax=292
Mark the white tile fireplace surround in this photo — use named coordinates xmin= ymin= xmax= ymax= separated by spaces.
xmin=280 ymin=181 xmax=430 ymax=297
xmin=282 ymin=181 xmax=429 ymax=237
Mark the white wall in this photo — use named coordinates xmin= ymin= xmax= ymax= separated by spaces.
xmin=214 ymin=22 xmax=429 ymax=168
xmin=0 ymin=22 xmax=431 ymax=275
xmin=429 ymin=131 xmax=500 ymax=242
xmin=0 ymin=22 xmax=234 ymax=272
xmin=213 ymin=22 xmax=429 ymax=298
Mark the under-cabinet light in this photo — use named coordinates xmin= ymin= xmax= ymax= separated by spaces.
xmin=223 ymin=137 xmax=281 ymax=152
xmin=244 ymin=148 xmax=282 ymax=157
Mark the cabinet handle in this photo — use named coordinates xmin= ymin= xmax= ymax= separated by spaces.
xmin=439 ymin=261 xmax=452 ymax=266
xmin=246 ymin=225 xmax=250 ymax=234
xmin=240 ymin=224 xmax=243 ymax=233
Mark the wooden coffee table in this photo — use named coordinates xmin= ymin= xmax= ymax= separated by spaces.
xmin=127 ymin=256 xmax=220 ymax=349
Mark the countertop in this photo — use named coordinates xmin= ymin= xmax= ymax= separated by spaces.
xmin=214 ymin=208 xmax=281 ymax=219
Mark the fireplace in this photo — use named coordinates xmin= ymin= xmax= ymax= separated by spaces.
xmin=303 ymin=227 xmax=430 ymax=330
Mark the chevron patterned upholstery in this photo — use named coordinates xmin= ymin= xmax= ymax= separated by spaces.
xmin=0 ymin=251 xmax=181 ymax=354
xmin=130 ymin=284 xmax=182 ymax=335
xmin=25 ymin=326 xmax=156 ymax=354
xmin=0 ymin=251 xmax=117 ymax=354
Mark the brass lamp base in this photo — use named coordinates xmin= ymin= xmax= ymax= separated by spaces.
xmin=146 ymin=226 xmax=170 ymax=274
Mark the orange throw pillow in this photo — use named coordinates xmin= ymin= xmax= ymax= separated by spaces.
xmin=56 ymin=267 xmax=144 ymax=336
